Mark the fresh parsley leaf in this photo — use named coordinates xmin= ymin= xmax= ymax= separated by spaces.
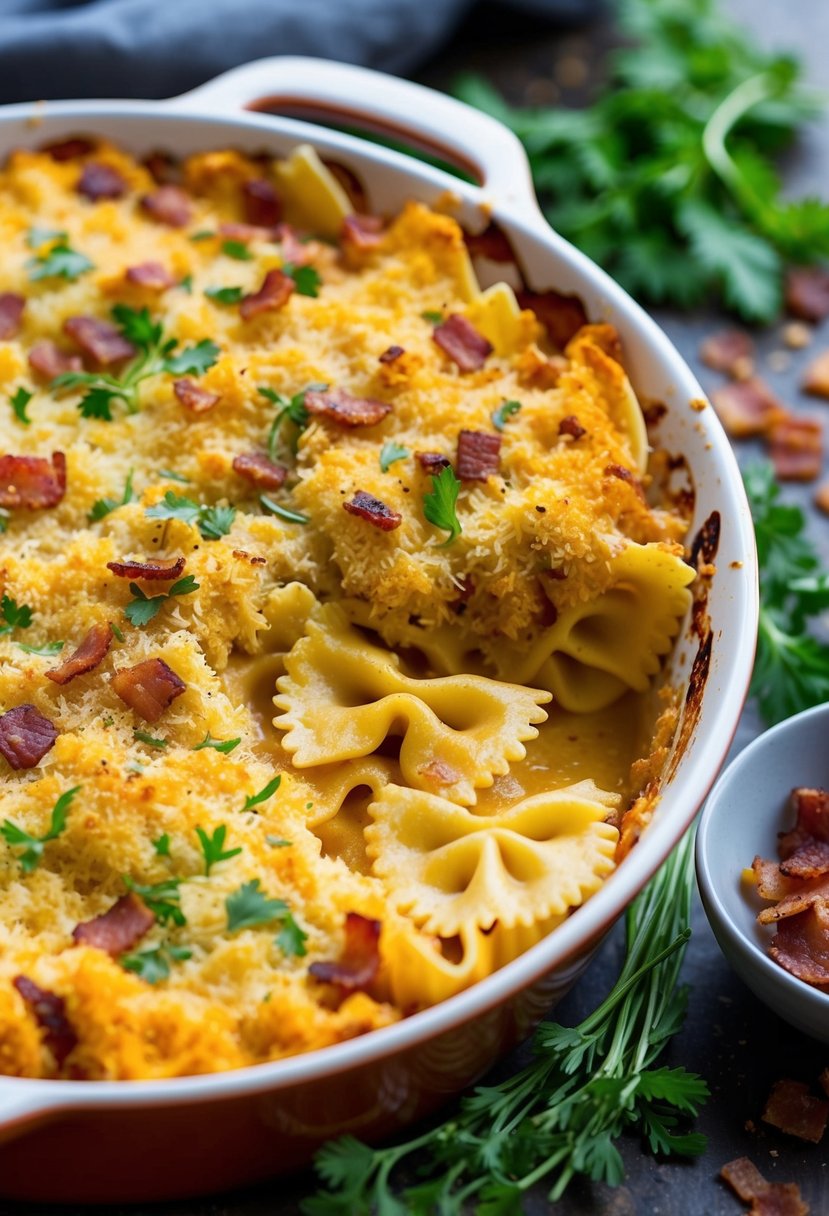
xmin=10 ymin=387 xmax=33 ymax=426
xmin=266 ymin=835 xmax=292 ymax=848
xmin=421 ymin=310 xmax=443 ymax=324
xmin=0 ymin=508 xmax=8 ymax=534
xmin=275 ymin=911 xmax=308 ymax=958
xmin=26 ymin=225 xmax=66 ymax=250
xmin=153 ymin=833 xmax=171 ymax=856
xmin=197 ymin=503 xmax=236 ymax=540
xmin=260 ymin=495 xmax=309 ymax=525
xmin=242 ymin=775 xmax=281 ymax=812
xmin=162 ymin=339 xmax=220 ymax=377
xmin=146 ymin=491 xmax=201 ymax=526
xmin=123 ymin=876 xmax=186 ymax=926
xmin=189 ymin=229 xmax=215 ymax=242
xmin=491 ymin=400 xmax=522 ymax=431
xmin=179 ymin=274 xmax=193 ymax=294
xmin=27 ymin=240 xmax=94 ymax=282
xmin=193 ymin=732 xmax=242 ymax=754
xmin=423 ymin=465 xmax=462 ymax=546
xmin=124 ymin=575 xmax=199 ymax=628
xmin=0 ymin=594 xmax=33 ymax=635
xmin=88 ymin=470 xmax=135 ymax=522
xmin=195 ymin=824 xmax=242 ymax=876
xmin=205 ymin=285 xmax=244 ymax=305
xmin=379 ymin=440 xmax=409 ymax=473
xmin=222 ymin=239 xmax=253 ymax=261
xmin=157 ymin=469 xmax=190 ymax=484
xmin=121 ymin=942 xmax=192 ymax=984
xmin=111 ymin=623 xmax=125 ymax=642
xmin=17 ymin=640 xmax=64 ymax=657
xmin=226 ymin=878 xmax=288 ymax=933
xmin=78 ymin=385 xmax=119 ymax=421
xmin=1 ymin=786 xmax=80 ymax=873
xmin=111 ymin=304 xmax=162 ymax=351
xmin=134 ymin=729 xmax=167 ymax=749
xmin=283 ymin=263 xmax=321 ymax=297
xmin=260 ymin=384 xmax=323 ymax=461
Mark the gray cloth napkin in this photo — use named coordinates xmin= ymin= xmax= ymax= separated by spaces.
xmin=0 ymin=0 xmax=598 ymax=104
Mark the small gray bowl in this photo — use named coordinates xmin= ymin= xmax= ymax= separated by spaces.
xmin=696 ymin=702 xmax=829 ymax=1044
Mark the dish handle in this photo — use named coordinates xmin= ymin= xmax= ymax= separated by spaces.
xmin=0 ymin=1080 xmax=61 ymax=1144
xmin=167 ymin=56 xmax=543 ymax=223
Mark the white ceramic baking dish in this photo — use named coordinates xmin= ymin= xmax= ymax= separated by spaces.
xmin=0 ymin=57 xmax=758 ymax=1203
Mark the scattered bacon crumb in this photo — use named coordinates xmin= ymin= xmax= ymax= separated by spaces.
xmin=0 ymin=292 xmax=25 ymax=340
xmin=111 ymin=658 xmax=186 ymax=723
xmin=779 ymin=838 xmax=829 ymax=880
xmin=242 ymin=178 xmax=282 ymax=228
xmin=13 ymin=976 xmax=77 ymax=1068
xmin=720 ymin=1156 xmax=808 ymax=1216
xmin=140 ymin=185 xmax=193 ymax=228
xmin=465 ymin=222 xmax=514 ymax=262
xmin=232 ymin=452 xmax=287 ymax=491
xmin=517 ymin=288 xmax=588 ymax=349
xmin=125 ymin=261 xmax=174 ymax=291
xmin=173 ymin=378 xmax=221 ymax=414
xmin=64 ymin=315 xmax=135 ymax=365
xmin=0 ymin=704 xmax=58 ymax=770
xmin=456 ymin=429 xmax=501 ymax=480
xmin=711 ymin=379 xmax=787 ymax=437
xmin=42 ymin=136 xmax=94 ymax=162
xmin=239 ymin=269 xmax=295 ymax=320
xmin=46 ymin=623 xmax=113 ymax=686
xmin=304 ymin=386 xmax=391 ymax=428
xmin=142 ymin=150 xmax=181 ymax=185
xmin=770 ymin=906 xmax=829 ymax=986
xmin=763 ymin=1079 xmax=829 ymax=1144
xmin=0 ymin=452 xmax=66 ymax=509
xmin=77 ymin=161 xmax=127 ymax=201
xmin=73 ymin=892 xmax=155 ymax=955
xmin=785 ymin=266 xmax=829 ymax=323
xmin=379 ymin=345 xmax=404 ymax=364
xmin=802 ymin=351 xmax=829 ymax=400
xmin=699 ymin=328 xmax=755 ymax=379
xmin=768 ymin=416 xmax=822 ymax=482
xmin=28 ymin=339 xmax=82 ymax=379
xmin=274 ymin=222 xmax=311 ymax=266
xmin=558 ymin=414 xmax=586 ymax=440
xmin=106 ymin=557 xmax=186 ymax=581
xmin=309 ymin=913 xmax=381 ymax=991
xmin=343 ymin=490 xmax=402 ymax=531
xmin=341 ymin=213 xmax=384 ymax=255
xmin=433 ymin=314 xmax=493 ymax=372
xmin=416 ymin=451 xmax=451 ymax=472
xmin=605 ymin=463 xmax=644 ymax=497
xmin=218 ymin=220 xmax=273 ymax=244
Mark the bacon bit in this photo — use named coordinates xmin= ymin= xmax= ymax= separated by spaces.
xmin=752 ymin=854 xmax=806 ymax=903
xmin=64 ymin=316 xmax=135 ymax=365
xmin=517 ymin=288 xmax=588 ymax=349
xmin=125 ymin=261 xmax=174 ymax=291
xmin=28 ymin=339 xmax=82 ymax=379
xmin=769 ymin=904 xmax=829 ymax=984
xmin=711 ymin=378 xmax=788 ymax=438
xmin=173 ymin=378 xmax=221 ymax=414
xmin=107 ymin=557 xmax=186 ymax=581
xmin=140 ymin=185 xmax=193 ymax=228
xmin=433 ymin=314 xmax=492 ymax=373
xmin=415 ymin=451 xmax=451 ymax=472
xmin=456 ymin=429 xmax=501 ymax=481
xmin=242 ymin=178 xmax=282 ymax=228
xmin=802 ymin=350 xmax=829 ymax=400
xmin=558 ymin=414 xmax=586 ymax=440
xmin=465 ymin=222 xmax=514 ymax=262
xmin=0 ymin=704 xmax=58 ymax=770
xmin=379 ymin=345 xmax=404 ymax=364
xmin=305 ymin=386 xmax=391 ymax=428
xmin=218 ymin=220 xmax=273 ymax=244
xmin=605 ymin=463 xmax=644 ymax=497
xmin=232 ymin=451 xmax=287 ymax=491
xmin=275 ymin=222 xmax=312 ymax=266
xmin=768 ymin=416 xmax=823 ymax=482
xmin=785 ymin=266 xmax=829 ymax=323
xmin=239 ymin=269 xmax=295 ymax=320
xmin=46 ymin=622 xmax=113 ymax=686
xmin=72 ymin=891 xmax=155 ymax=955
xmin=779 ymin=839 xmax=829 ymax=880
xmin=763 ymin=1078 xmax=829 ymax=1143
xmin=42 ymin=136 xmax=94 ymax=162
xmin=699 ymin=328 xmax=755 ymax=378
xmin=343 ymin=490 xmax=402 ymax=531
xmin=13 ymin=976 xmax=77 ymax=1068
xmin=787 ymin=787 xmax=829 ymax=845
xmin=309 ymin=912 xmax=381 ymax=991
xmin=720 ymin=1157 xmax=809 ymax=1216
xmin=0 ymin=292 xmax=25 ymax=340
xmin=111 ymin=658 xmax=186 ymax=723
xmin=757 ymin=878 xmax=829 ymax=924
xmin=0 ymin=452 xmax=66 ymax=509
xmin=77 ymin=161 xmax=128 ymax=201
xmin=721 ymin=1158 xmax=774 ymax=1203
xmin=341 ymin=213 xmax=384 ymax=254
xmin=142 ymin=150 xmax=181 ymax=185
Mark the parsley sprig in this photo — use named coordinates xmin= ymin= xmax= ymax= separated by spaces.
xmin=259 ymin=383 xmax=327 ymax=462
xmin=0 ymin=594 xmax=32 ymax=636
xmin=492 ymin=399 xmax=522 ymax=431
xmin=146 ymin=492 xmax=236 ymax=540
xmin=123 ymin=876 xmax=185 ymax=926
xmin=89 ymin=470 xmax=136 ymax=522
xmin=10 ymin=387 xmax=33 ymax=425
xmin=121 ymin=942 xmax=192 ymax=984
xmin=379 ymin=440 xmax=409 ymax=473
xmin=123 ymin=574 xmax=200 ymax=628
xmin=1 ymin=787 xmax=80 ymax=873
xmin=193 ymin=732 xmax=241 ymax=754
xmin=196 ymin=825 xmax=242 ymax=876
xmin=423 ymin=465 xmax=462 ymax=546
xmin=26 ymin=229 xmax=93 ymax=282
xmin=226 ymin=878 xmax=307 ymax=956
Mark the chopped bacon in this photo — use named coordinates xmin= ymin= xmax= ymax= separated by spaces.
xmin=711 ymin=378 xmax=787 ymax=438
xmin=239 ymin=269 xmax=295 ymax=320
xmin=173 ymin=378 xmax=221 ymax=414
xmin=558 ymin=414 xmax=586 ymax=440
xmin=106 ymin=557 xmax=186 ymax=581
xmin=379 ymin=345 xmax=404 ymax=364
xmin=140 ymin=185 xmax=193 ymax=228
xmin=517 ymin=288 xmax=588 ymax=349
xmin=309 ymin=912 xmax=381 ymax=991
xmin=721 ymin=1158 xmax=775 ymax=1203
xmin=275 ymin=223 xmax=311 ymax=267
xmin=28 ymin=339 xmax=82 ymax=379
xmin=72 ymin=891 xmax=155 ymax=955
xmin=13 ymin=976 xmax=77 ymax=1067
xmin=465 ymin=222 xmax=514 ymax=262
xmin=42 ymin=136 xmax=94 ymax=162
xmin=779 ymin=839 xmax=829 ymax=880
xmin=242 ymin=178 xmax=282 ymax=228
xmin=456 ymin=429 xmax=501 ymax=481
xmin=785 ymin=266 xmax=829 ymax=322
xmin=0 ymin=704 xmax=58 ymax=770
xmin=605 ymin=463 xmax=644 ymax=497
xmin=142 ymin=150 xmax=181 ymax=185
xmin=46 ymin=623 xmax=112 ymax=686
xmin=64 ymin=316 xmax=135 ymax=365
xmin=802 ymin=350 xmax=829 ymax=401
xmin=416 ymin=451 xmax=451 ymax=472
xmin=762 ymin=1078 xmax=829 ymax=1143
xmin=77 ymin=161 xmax=128 ymax=201
xmin=785 ymin=787 xmax=829 ymax=847
xmin=304 ymin=386 xmax=391 ymax=428
xmin=433 ymin=314 xmax=492 ymax=373
xmin=769 ymin=416 xmax=822 ymax=482
xmin=0 ymin=292 xmax=25 ymax=340
xmin=218 ymin=220 xmax=273 ymax=244
xmin=720 ymin=1157 xmax=808 ymax=1216
xmin=0 ymin=452 xmax=66 ymax=509
xmin=111 ymin=658 xmax=186 ymax=724
xmin=343 ymin=490 xmax=402 ymax=531
xmin=770 ymin=904 xmax=829 ymax=986
xmin=125 ymin=261 xmax=174 ymax=291
xmin=232 ymin=452 xmax=287 ymax=491
xmin=757 ymin=877 xmax=829 ymax=924
xmin=341 ymin=213 xmax=384 ymax=254
xmin=699 ymin=328 xmax=755 ymax=378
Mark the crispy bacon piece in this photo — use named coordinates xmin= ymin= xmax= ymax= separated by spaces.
xmin=517 ymin=288 xmax=588 ymax=349
xmin=232 ymin=452 xmax=287 ymax=491
xmin=456 ymin=429 xmax=501 ymax=481
xmin=309 ymin=912 xmax=381 ymax=991
xmin=125 ymin=261 xmax=174 ymax=291
xmin=699 ymin=328 xmax=755 ymax=378
xmin=0 ymin=704 xmax=58 ymax=770
xmin=779 ymin=839 xmax=829 ymax=880
xmin=173 ymin=378 xmax=221 ymax=414
xmin=140 ymin=185 xmax=193 ymax=228
xmin=77 ymin=161 xmax=127 ymax=201
xmin=72 ymin=892 xmax=155 ymax=955
xmin=785 ymin=266 xmax=829 ymax=323
xmin=465 ymin=222 xmax=514 ymax=262
xmin=275 ymin=222 xmax=311 ymax=267
xmin=242 ymin=178 xmax=282 ymax=228
xmin=142 ymin=150 xmax=181 ymax=185
xmin=770 ymin=905 xmax=829 ymax=986
xmin=558 ymin=414 xmax=586 ymax=440
xmin=416 ymin=451 xmax=451 ymax=472
xmin=769 ymin=416 xmax=822 ymax=482
xmin=46 ymin=622 xmax=113 ymax=686
xmin=13 ymin=976 xmax=77 ymax=1068
xmin=64 ymin=316 xmax=135 ymax=365
xmin=379 ymin=345 xmax=404 ymax=364
xmin=757 ymin=877 xmax=829 ymax=923
xmin=106 ymin=557 xmax=186 ymax=581
xmin=0 ymin=292 xmax=25 ymax=340
xmin=28 ymin=339 xmax=82 ymax=379
xmin=783 ymin=787 xmax=829 ymax=850
xmin=433 ymin=314 xmax=493 ymax=373
xmin=42 ymin=136 xmax=94 ymax=162
xmin=239 ymin=269 xmax=295 ymax=320
xmin=343 ymin=490 xmax=402 ymax=532
xmin=304 ymin=386 xmax=391 ymax=428
xmin=111 ymin=658 xmax=186 ymax=724
xmin=802 ymin=350 xmax=829 ymax=400
xmin=763 ymin=1078 xmax=829 ymax=1143
xmin=720 ymin=1157 xmax=808 ymax=1216
xmin=341 ymin=213 xmax=384 ymax=254
xmin=711 ymin=378 xmax=787 ymax=437
xmin=0 ymin=452 xmax=66 ymax=509
xmin=605 ymin=463 xmax=644 ymax=498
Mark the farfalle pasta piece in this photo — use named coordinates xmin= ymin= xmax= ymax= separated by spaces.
xmin=366 ymin=780 xmax=618 ymax=936
xmin=274 ymin=606 xmax=550 ymax=805
xmin=566 ymin=326 xmax=649 ymax=473
xmin=341 ymin=598 xmax=480 ymax=676
xmin=273 ymin=143 xmax=353 ymax=237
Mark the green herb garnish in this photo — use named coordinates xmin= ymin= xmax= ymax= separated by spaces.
xmin=193 ymin=732 xmax=242 ymax=754
xmin=205 ymin=285 xmax=244 ymax=305
xmin=157 ymin=469 xmax=191 ymax=484
xmin=189 ymin=229 xmax=215 ymax=242
xmin=379 ymin=440 xmax=409 ymax=473
xmin=123 ymin=876 xmax=185 ymax=926
xmin=123 ymin=574 xmax=200 ymax=628
xmin=492 ymin=399 xmax=522 ymax=431
xmin=0 ymin=594 xmax=33 ymax=635
xmin=88 ymin=470 xmax=136 ymax=522
xmin=260 ymin=495 xmax=310 ymax=525
xmin=222 ymin=239 xmax=253 ymax=261
xmin=121 ymin=942 xmax=192 ymax=984
xmin=242 ymin=775 xmax=281 ymax=812
xmin=421 ymin=310 xmax=443 ymax=324
xmin=423 ymin=465 xmax=462 ymax=546
xmin=283 ymin=263 xmax=321 ymax=297
xmin=26 ymin=225 xmax=66 ymax=250
xmin=27 ymin=238 xmax=94 ymax=282
xmin=259 ymin=383 xmax=327 ymax=461
xmin=226 ymin=879 xmax=288 ymax=933
xmin=266 ymin=836 xmax=292 ymax=848
xmin=179 ymin=274 xmax=193 ymax=294
xmin=1 ymin=787 xmax=80 ymax=873
xmin=134 ymin=729 xmax=168 ymax=749
xmin=153 ymin=833 xmax=171 ymax=856
xmin=145 ymin=493 xmax=236 ymax=541
xmin=195 ymin=825 xmax=242 ymax=876
xmin=275 ymin=912 xmax=308 ymax=958
xmin=10 ymin=387 xmax=33 ymax=426
xmin=17 ymin=640 xmax=64 ymax=657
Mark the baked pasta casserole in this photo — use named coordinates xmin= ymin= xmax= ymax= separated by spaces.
xmin=0 ymin=138 xmax=694 ymax=1079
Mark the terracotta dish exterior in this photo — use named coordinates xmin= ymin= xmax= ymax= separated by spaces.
xmin=0 ymin=58 xmax=758 ymax=1203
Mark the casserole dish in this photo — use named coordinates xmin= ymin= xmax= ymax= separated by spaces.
xmin=0 ymin=57 xmax=757 ymax=1203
